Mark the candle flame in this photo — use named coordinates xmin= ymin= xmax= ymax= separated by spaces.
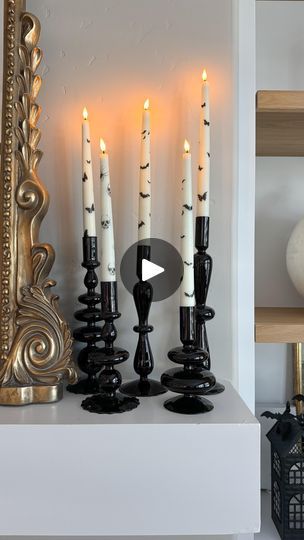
xmin=100 ymin=138 xmax=106 ymax=153
xmin=144 ymin=98 xmax=150 ymax=110
xmin=202 ymin=69 xmax=207 ymax=82
xmin=184 ymin=139 xmax=190 ymax=153
xmin=83 ymin=107 xmax=88 ymax=120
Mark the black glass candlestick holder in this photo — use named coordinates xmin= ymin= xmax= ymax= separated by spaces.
xmin=67 ymin=234 xmax=102 ymax=395
xmin=120 ymin=244 xmax=167 ymax=397
xmin=161 ymin=306 xmax=215 ymax=414
xmin=82 ymin=282 xmax=140 ymax=414
xmin=194 ymin=216 xmax=225 ymax=395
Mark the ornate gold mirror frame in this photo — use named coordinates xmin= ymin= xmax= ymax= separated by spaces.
xmin=0 ymin=0 xmax=76 ymax=405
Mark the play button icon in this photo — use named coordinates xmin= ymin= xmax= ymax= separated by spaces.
xmin=120 ymin=238 xmax=183 ymax=302
xmin=142 ymin=259 xmax=164 ymax=281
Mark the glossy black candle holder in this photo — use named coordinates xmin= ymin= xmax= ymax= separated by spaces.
xmin=120 ymin=244 xmax=167 ymax=397
xmin=82 ymin=282 xmax=139 ymax=414
xmin=161 ymin=306 xmax=215 ymax=414
xmin=194 ymin=216 xmax=225 ymax=394
xmin=67 ymin=234 xmax=102 ymax=395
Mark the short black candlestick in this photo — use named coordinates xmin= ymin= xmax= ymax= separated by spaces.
xmin=120 ymin=244 xmax=167 ymax=397
xmin=194 ymin=217 xmax=224 ymax=394
xmin=67 ymin=234 xmax=102 ymax=395
xmin=82 ymin=282 xmax=139 ymax=414
xmin=161 ymin=306 xmax=215 ymax=414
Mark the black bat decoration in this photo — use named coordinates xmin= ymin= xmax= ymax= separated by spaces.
xmin=182 ymin=178 xmax=186 ymax=183
xmin=198 ymin=192 xmax=208 ymax=202
xmin=86 ymin=138 xmax=90 ymax=143
xmin=293 ymin=394 xmax=304 ymax=402
xmin=201 ymin=102 xmax=206 ymax=108
xmin=140 ymin=162 xmax=150 ymax=170
xmin=207 ymin=152 xmax=210 ymax=158
xmin=82 ymin=172 xmax=88 ymax=182
xmin=86 ymin=159 xmax=91 ymax=164
xmin=204 ymin=119 xmax=210 ymax=126
xmin=138 ymin=221 xmax=145 ymax=229
xmin=185 ymin=291 xmax=195 ymax=298
xmin=100 ymin=170 xmax=109 ymax=179
xmin=141 ymin=130 xmax=147 ymax=135
xmin=182 ymin=204 xmax=192 ymax=211
xmin=184 ymin=261 xmax=192 ymax=266
xmin=147 ymin=179 xmax=151 ymax=184
xmin=139 ymin=192 xmax=150 ymax=198
xmin=85 ymin=203 xmax=95 ymax=214
xmin=198 ymin=165 xmax=203 ymax=171
xmin=180 ymin=234 xmax=185 ymax=239
xmin=261 ymin=411 xmax=282 ymax=420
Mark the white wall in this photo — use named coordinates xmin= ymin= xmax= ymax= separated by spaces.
xmin=0 ymin=0 xmax=256 ymax=408
xmin=256 ymin=0 xmax=304 ymax=404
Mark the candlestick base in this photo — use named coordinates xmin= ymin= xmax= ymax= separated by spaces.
xmin=163 ymin=394 xmax=214 ymax=415
xmin=82 ymin=393 xmax=139 ymax=414
xmin=120 ymin=378 xmax=167 ymax=397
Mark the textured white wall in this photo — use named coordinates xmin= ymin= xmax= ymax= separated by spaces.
xmin=256 ymin=0 xmax=304 ymax=404
xmin=21 ymin=0 xmax=236 ymax=382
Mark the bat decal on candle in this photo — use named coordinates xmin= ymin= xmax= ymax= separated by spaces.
xmin=182 ymin=178 xmax=186 ymax=183
xmin=85 ymin=203 xmax=95 ymax=213
xmin=201 ymin=102 xmax=206 ymax=108
xmin=139 ymin=192 xmax=150 ymax=198
xmin=180 ymin=234 xmax=185 ymax=239
xmin=198 ymin=165 xmax=203 ymax=171
xmin=207 ymin=152 xmax=210 ymax=158
xmin=204 ymin=120 xmax=210 ymax=126
xmin=198 ymin=192 xmax=208 ymax=202
xmin=86 ymin=160 xmax=91 ymax=164
xmin=147 ymin=179 xmax=151 ymax=184
xmin=184 ymin=261 xmax=193 ymax=266
xmin=82 ymin=172 xmax=88 ymax=182
xmin=138 ymin=221 xmax=145 ymax=229
xmin=101 ymin=216 xmax=111 ymax=229
xmin=140 ymin=162 xmax=150 ymax=170
xmin=86 ymin=138 xmax=90 ymax=143
xmin=107 ymin=263 xmax=116 ymax=276
xmin=185 ymin=291 xmax=195 ymax=298
xmin=182 ymin=204 xmax=192 ymax=211
xmin=107 ymin=185 xmax=111 ymax=196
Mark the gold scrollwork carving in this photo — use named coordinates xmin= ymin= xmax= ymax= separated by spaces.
xmin=0 ymin=1 xmax=77 ymax=403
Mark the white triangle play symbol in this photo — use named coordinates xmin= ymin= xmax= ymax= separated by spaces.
xmin=142 ymin=258 xmax=165 ymax=281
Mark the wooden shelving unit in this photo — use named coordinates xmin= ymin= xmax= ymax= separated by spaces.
xmin=255 ymin=307 xmax=304 ymax=343
xmin=256 ymin=90 xmax=304 ymax=156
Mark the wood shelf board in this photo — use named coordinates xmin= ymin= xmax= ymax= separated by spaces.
xmin=255 ymin=307 xmax=304 ymax=343
xmin=256 ymin=91 xmax=304 ymax=156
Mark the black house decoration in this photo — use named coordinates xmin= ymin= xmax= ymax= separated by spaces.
xmin=262 ymin=396 xmax=304 ymax=540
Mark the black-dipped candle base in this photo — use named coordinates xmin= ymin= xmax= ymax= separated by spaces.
xmin=194 ymin=216 xmax=224 ymax=395
xmin=81 ymin=282 xmax=140 ymax=414
xmin=67 ymin=235 xmax=103 ymax=395
xmin=120 ymin=244 xmax=166 ymax=398
xmin=161 ymin=306 xmax=215 ymax=414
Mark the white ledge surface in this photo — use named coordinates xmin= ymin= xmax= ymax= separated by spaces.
xmin=0 ymin=381 xmax=260 ymax=537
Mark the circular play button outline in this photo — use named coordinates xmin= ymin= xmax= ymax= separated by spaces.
xmin=120 ymin=238 xmax=183 ymax=302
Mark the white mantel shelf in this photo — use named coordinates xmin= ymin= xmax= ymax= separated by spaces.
xmin=0 ymin=382 xmax=260 ymax=537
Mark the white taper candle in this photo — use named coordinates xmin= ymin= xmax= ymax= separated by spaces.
xmin=180 ymin=140 xmax=195 ymax=307
xmin=100 ymin=139 xmax=116 ymax=282
xmin=138 ymin=98 xmax=151 ymax=242
xmin=82 ymin=108 xmax=96 ymax=236
xmin=197 ymin=69 xmax=210 ymax=217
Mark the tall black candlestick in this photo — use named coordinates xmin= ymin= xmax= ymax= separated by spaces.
xmin=161 ymin=306 xmax=215 ymax=414
xmin=194 ymin=216 xmax=224 ymax=394
xmin=67 ymin=234 xmax=102 ymax=395
xmin=120 ymin=244 xmax=167 ymax=397
xmin=82 ymin=282 xmax=139 ymax=414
